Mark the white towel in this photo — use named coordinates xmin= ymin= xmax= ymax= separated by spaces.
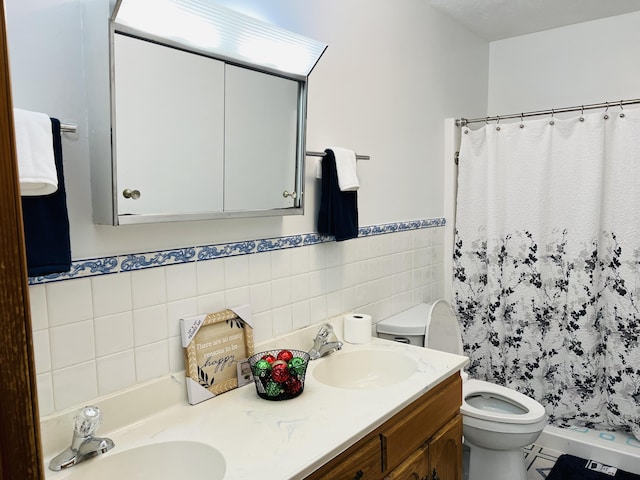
xmin=316 ymin=147 xmax=360 ymax=191
xmin=14 ymin=108 xmax=58 ymax=196
xmin=332 ymin=147 xmax=359 ymax=191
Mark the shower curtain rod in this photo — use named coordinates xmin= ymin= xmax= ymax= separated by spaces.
xmin=456 ymin=97 xmax=640 ymax=127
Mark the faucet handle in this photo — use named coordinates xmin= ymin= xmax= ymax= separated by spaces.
xmin=74 ymin=406 xmax=102 ymax=437
xmin=317 ymin=323 xmax=333 ymax=339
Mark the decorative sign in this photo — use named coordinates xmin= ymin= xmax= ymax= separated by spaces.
xmin=181 ymin=308 xmax=254 ymax=405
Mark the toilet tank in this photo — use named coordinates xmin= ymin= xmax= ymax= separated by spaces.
xmin=376 ymin=301 xmax=463 ymax=355
xmin=376 ymin=304 xmax=430 ymax=346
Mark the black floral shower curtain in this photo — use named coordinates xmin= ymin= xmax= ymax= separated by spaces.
xmin=453 ymin=108 xmax=640 ymax=440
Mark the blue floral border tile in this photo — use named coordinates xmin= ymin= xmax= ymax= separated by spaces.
xmin=196 ymin=241 xmax=257 ymax=261
xmin=28 ymin=218 xmax=446 ymax=285
xmin=120 ymin=247 xmax=196 ymax=272
xmin=28 ymin=256 xmax=120 ymax=284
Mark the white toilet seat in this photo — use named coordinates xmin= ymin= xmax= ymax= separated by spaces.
xmin=462 ymin=379 xmax=547 ymax=425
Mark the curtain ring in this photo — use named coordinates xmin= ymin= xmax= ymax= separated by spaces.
xmin=496 ymin=116 xmax=501 ymax=131
xmin=579 ymin=105 xmax=585 ymax=122
xmin=549 ymin=109 xmax=555 ymax=126
xmin=619 ymin=100 xmax=625 ymax=118
xmin=485 ymin=116 xmax=490 ymax=126
xmin=519 ymin=113 xmax=524 ymax=129
xmin=604 ymin=102 xmax=609 ymax=120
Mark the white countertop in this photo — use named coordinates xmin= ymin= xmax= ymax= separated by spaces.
xmin=45 ymin=337 xmax=468 ymax=480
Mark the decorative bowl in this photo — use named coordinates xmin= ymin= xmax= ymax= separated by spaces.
xmin=248 ymin=349 xmax=310 ymax=401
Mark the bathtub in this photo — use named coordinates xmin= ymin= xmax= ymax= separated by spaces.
xmin=536 ymin=425 xmax=640 ymax=474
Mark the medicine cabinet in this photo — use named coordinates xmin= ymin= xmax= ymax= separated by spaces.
xmin=101 ymin=0 xmax=326 ymax=225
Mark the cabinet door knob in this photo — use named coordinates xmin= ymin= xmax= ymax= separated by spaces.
xmin=282 ymin=190 xmax=297 ymax=199
xmin=353 ymin=470 xmax=364 ymax=479
xmin=122 ymin=188 xmax=141 ymax=200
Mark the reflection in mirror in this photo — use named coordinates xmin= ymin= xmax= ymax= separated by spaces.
xmin=105 ymin=0 xmax=327 ymax=225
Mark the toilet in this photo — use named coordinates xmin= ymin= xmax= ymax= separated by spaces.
xmin=376 ymin=300 xmax=547 ymax=480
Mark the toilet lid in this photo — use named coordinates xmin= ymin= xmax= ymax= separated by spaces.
xmin=425 ymin=300 xmax=463 ymax=355
xmin=461 ymin=379 xmax=547 ymax=425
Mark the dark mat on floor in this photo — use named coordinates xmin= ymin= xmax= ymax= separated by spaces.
xmin=547 ymin=454 xmax=640 ymax=480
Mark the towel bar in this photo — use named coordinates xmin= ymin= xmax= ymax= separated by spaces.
xmin=60 ymin=123 xmax=77 ymax=133
xmin=306 ymin=150 xmax=370 ymax=161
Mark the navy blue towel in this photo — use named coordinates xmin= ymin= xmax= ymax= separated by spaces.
xmin=317 ymin=148 xmax=358 ymax=241
xmin=21 ymin=118 xmax=72 ymax=277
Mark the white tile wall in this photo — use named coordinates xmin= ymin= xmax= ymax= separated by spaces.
xmin=133 ymin=305 xmax=168 ymax=346
xmin=196 ymin=259 xmax=225 ymax=295
xmin=96 ymin=350 xmax=136 ymax=395
xmin=224 ymin=256 xmax=249 ymax=289
xmin=94 ymin=312 xmax=134 ymax=357
xmin=50 ymin=320 xmax=94 ymax=369
xmin=30 ymin=228 xmax=445 ymax=416
xmin=165 ymin=263 xmax=197 ymax=302
xmin=91 ymin=273 xmax=132 ymax=317
xmin=131 ymin=268 xmax=167 ymax=309
xmin=47 ymin=279 xmax=93 ymax=327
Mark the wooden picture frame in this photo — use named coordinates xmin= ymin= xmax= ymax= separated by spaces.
xmin=181 ymin=308 xmax=254 ymax=405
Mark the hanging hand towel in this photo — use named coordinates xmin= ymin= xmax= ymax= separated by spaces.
xmin=317 ymin=149 xmax=358 ymax=241
xmin=331 ymin=146 xmax=359 ymax=191
xmin=21 ymin=118 xmax=72 ymax=277
xmin=315 ymin=146 xmax=360 ymax=191
xmin=13 ymin=108 xmax=58 ymax=196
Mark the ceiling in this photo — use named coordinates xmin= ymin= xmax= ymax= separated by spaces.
xmin=427 ymin=0 xmax=640 ymax=41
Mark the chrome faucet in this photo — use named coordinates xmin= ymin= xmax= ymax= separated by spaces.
xmin=49 ymin=406 xmax=114 ymax=471
xmin=309 ymin=323 xmax=343 ymax=360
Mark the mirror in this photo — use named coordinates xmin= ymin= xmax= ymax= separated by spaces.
xmin=105 ymin=0 xmax=326 ymax=225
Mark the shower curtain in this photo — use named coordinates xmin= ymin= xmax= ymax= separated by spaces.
xmin=453 ymin=107 xmax=640 ymax=440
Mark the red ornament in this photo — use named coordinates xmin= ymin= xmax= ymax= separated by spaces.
xmin=284 ymin=377 xmax=303 ymax=395
xmin=271 ymin=363 xmax=291 ymax=383
xmin=277 ymin=349 xmax=294 ymax=363
xmin=261 ymin=354 xmax=276 ymax=364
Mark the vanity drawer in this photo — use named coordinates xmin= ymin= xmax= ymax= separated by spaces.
xmin=381 ymin=374 xmax=461 ymax=472
xmin=307 ymin=434 xmax=382 ymax=480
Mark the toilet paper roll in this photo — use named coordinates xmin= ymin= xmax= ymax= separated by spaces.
xmin=344 ymin=313 xmax=372 ymax=344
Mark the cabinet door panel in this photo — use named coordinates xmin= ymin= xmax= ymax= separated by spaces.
xmin=383 ymin=444 xmax=429 ymax=480
xmin=114 ymin=34 xmax=225 ymax=215
xmin=224 ymin=64 xmax=299 ymax=211
xmin=429 ymin=415 xmax=463 ymax=480
xmin=382 ymin=375 xmax=461 ymax=472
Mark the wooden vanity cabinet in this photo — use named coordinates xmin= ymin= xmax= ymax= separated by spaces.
xmin=305 ymin=373 xmax=462 ymax=480
xmin=382 ymin=443 xmax=429 ymax=480
xmin=426 ymin=415 xmax=463 ymax=480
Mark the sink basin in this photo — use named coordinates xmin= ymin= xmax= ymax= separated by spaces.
xmin=312 ymin=349 xmax=417 ymax=389
xmin=52 ymin=441 xmax=225 ymax=480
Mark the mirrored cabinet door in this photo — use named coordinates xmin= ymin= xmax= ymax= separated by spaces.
xmin=223 ymin=65 xmax=300 ymax=212
xmin=113 ymin=33 xmax=225 ymax=216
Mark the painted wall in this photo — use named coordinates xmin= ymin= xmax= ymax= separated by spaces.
xmin=6 ymin=0 xmax=489 ymax=260
xmin=5 ymin=0 xmax=489 ymax=416
xmin=488 ymin=11 xmax=640 ymax=114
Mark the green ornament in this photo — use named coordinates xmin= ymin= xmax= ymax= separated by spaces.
xmin=265 ymin=380 xmax=283 ymax=397
xmin=253 ymin=359 xmax=272 ymax=378
xmin=288 ymin=356 xmax=306 ymax=376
